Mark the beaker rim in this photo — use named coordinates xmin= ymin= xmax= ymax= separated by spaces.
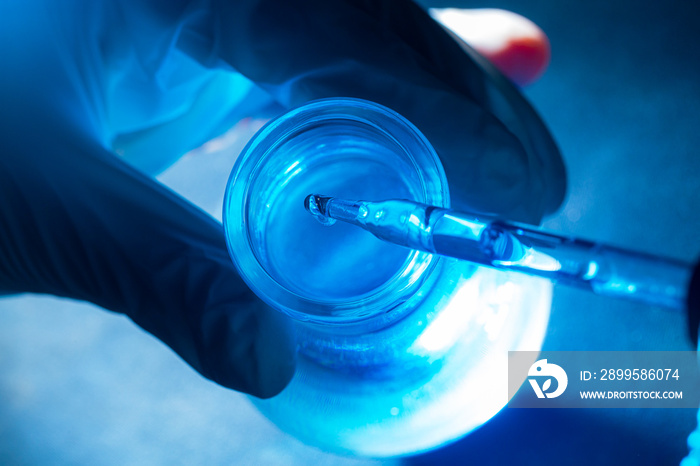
xmin=223 ymin=97 xmax=449 ymax=326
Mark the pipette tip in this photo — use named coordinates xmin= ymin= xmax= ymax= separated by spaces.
xmin=304 ymin=194 xmax=336 ymax=226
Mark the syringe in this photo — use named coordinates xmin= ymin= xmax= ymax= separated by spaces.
xmin=304 ymin=194 xmax=694 ymax=312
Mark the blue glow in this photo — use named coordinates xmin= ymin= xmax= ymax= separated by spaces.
xmin=284 ymin=160 xmax=301 ymax=174
xmin=408 ymin=212 xmax=423 ymax=228
xmin=224 ymin=99 xmax=553 ymax=457
xmin=441 ymin=213 xmax=487 ymax=237
xmin=515 ymin=248 xmax=562 ymax=272
xmin=583 ymin=260 xmax=599 ymax=280
xmin=251 ymin=265 xmax=552 ymax=457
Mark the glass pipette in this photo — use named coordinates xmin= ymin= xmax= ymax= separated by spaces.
xmin=304 ymin=194 xmax=693 ymax=311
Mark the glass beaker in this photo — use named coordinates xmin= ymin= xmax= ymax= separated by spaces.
xmin=223 ymin=98 xmax=551 ymax=457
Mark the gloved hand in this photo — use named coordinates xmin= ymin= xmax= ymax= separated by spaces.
xmin=0 ymin=0 xmax=565 ymax=397
xmin=176 ymin=0 xmax=566 ymax=221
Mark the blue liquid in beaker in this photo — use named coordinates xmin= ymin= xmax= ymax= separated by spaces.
xmin=259 ymin=128 xmax=414 ymax=301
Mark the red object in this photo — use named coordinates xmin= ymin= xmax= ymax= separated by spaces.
xmin=479 ymin=35 xmax=551 ymax=87
xmin=430 ymin=9 xmax=552 ymax=87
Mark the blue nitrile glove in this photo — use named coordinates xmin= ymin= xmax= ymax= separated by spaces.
xmin=0 ymin=0 xmax=294 ymax=398
xmin=0 ymin=0 xmax=565 ymax=396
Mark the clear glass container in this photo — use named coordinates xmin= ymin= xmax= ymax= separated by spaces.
xmin=223 ymin=98 xmax=552 ymax=457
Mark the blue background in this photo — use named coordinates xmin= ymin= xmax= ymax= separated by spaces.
xmin=1 ymin=0 xmax=700 ymax=464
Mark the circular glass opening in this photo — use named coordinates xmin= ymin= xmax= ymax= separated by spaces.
xmin=224 ymin=99 xmax=448 ymax=323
